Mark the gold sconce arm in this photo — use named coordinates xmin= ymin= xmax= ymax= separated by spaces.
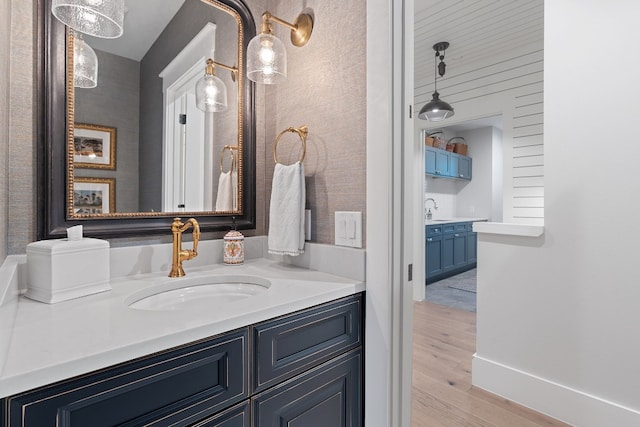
xmin=206 ymin=58 xmax=238 ymax=82
xmin=261 ymin=11 xmax=313 ymax=47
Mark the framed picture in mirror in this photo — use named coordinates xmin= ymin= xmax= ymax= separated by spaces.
xmin=73 ymin=123 xmax=117 ymax=170
xmin=73 ymin=178 xmax=115 ymax=214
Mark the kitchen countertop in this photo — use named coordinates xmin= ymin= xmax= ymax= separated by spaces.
xmin=0 ymin=258 xmax=365 ymax=397
xmin=425 ymin=217 xmax=487 ymax=225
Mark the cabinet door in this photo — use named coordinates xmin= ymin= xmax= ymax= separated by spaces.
xmin=435 ymin=150 xmax=449 ymax=176
xmin=448 ymin=153 xmax=459 ymax=178
xmin=466 ymin=232 xmax=477 ymax=264
xmin=252 ymin=350 xmax=362 ymax=427
xmin=425 ymin=147 xmax=437 ymax=174
xmin=442 ymin=234 xmax=455 ymax=272
xmin=458 ymin=156 xmax=472 ymax=179
xmin=253 ymin=295 xmax=362 ymax=393
xmin=6 ymin=330 xmax=249 ymax=427
xmin=443 ymin=231 xmax=467 ymax=272
xmin=453 ymin=232 xmax=468 ymax=268
xmin=426 ymin=234 xmax=443 ymax=279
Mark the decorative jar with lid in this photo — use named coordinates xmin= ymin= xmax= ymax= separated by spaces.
xmin=223 ymin=223 xmax=244 ymax=265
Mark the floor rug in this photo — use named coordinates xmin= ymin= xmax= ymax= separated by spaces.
xmin=447 ymin=282 xmax=476 ymax=293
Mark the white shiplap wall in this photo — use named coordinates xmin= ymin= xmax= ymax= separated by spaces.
xmin=415 ymin=1 xmax=544 ymax=225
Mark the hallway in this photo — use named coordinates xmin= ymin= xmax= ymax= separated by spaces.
xmin=412 ymin=301 xmax=570 ymax=426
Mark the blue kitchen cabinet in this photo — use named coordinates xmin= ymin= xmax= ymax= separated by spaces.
xmin=425 ymin=147 xmax=451 ymax=177
xmin=426 ymin=221 xmax=478 ymax=284
xmin=426 ymin=225 xmax=444 ymax=279
xmin=425 ymin=147 xmax=472 ymax=180
xmin=2 ymin=294 xmax=364 ymax=427
xmin=466 ymin=223 xmax=477 ymax=264
xmin=457 ymin=155 xmax=472 ymax=179
xmin=425 ymin=148 xmax=437 ymax=174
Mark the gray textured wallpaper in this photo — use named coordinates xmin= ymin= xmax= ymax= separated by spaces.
xmin=3 ymin=0 xmax=367 ymax=255
xmin=7 ymin=0 xmax=35 ymax=255
xmin=75 ymin=49 xmax=140 ymax=213
xmin=0 ymin=1 xmax=10 ymax=261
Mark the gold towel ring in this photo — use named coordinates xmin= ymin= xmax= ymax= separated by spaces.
xmin=220 ymin=145 xmax=237 ymax=173
xmin=273 ymin=125 xmax=308 ymax=164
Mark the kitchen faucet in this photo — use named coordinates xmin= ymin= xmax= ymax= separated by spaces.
xmin=425 ymin=198 xmax=438 ymax=220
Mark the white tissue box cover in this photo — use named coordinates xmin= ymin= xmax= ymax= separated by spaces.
xmin=26 ymin=238 xmax=111 ymax=303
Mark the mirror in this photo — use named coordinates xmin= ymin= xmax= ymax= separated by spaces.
xmin=38 ymin=0 xmax=256 ymax=239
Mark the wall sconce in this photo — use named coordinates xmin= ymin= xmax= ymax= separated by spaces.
xmin=246 ymin=11 xmax=314 ymax=84
xmin=73 ymin=32 xmax=98 ymax=88
xmin=418 ymin=42 xmax=455 ymax=122
xmin=195 ymin=58 xmax=238 ymax=113
xmin=51 ymin=0 xmax=125 ymax=39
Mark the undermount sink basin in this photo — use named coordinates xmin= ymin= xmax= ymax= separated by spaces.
xmin=126 ymin=274 xmax=271 ymax=311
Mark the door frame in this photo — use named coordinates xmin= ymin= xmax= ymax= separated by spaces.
xmin=365 ymin=0 xmax=414 ymax=425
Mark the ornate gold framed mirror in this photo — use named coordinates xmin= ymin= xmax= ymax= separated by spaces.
xmin=38 ymin=0 xmax=256 ymax=239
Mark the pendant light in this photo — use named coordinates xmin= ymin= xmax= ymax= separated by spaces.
xmin=51 ymin=0 xmax=125 ymax=39
xmin=73 ymin=32 xmax=98 ymax=88
xmin=195 ymin=59 xmax=238 ymax=113
xmin=246 ymin=11 xmax=313 ymax=84
xmin=419 ymin=42 xmax=454 ymax=122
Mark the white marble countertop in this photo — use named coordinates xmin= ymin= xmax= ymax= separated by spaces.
xmin=425 ymin=217 xmax=487 ymax=225
xmin=0 ymin=258 xmax=365 ymax=397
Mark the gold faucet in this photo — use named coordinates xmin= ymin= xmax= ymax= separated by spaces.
xmin=169 ymin=217 xmax=200 ymax=278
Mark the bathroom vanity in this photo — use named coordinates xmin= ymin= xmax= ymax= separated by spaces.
xmin=2 ymin=294 xmax=362 ymax=426
xmin=0 ymin=249 xmax=365 ymax=427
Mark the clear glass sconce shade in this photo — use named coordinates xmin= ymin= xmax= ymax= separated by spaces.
xmin=52 ymin=0 xmax=125 ymax=39
xmin=73 ymin=34 xmax=98 ymax=88
xmin=418 ymin=92 xmax=455 ymax=121
xmin=247 ymin=33 xmax=287 ymax=84
xmin=195 ymin=73 xmax=228 ymax=113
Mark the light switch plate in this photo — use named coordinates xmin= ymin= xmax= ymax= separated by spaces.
xmin=335 ymin=211 xmax=362 ymax=248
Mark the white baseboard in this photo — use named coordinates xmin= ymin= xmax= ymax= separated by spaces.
xmin=472 ymin=354 xmax=640 ymax=427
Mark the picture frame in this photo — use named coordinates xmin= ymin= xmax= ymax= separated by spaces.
xmin=73 ymin=123 xmax=117 ymax=170
xmin=73 ymin=178 xmax=115 ymax=214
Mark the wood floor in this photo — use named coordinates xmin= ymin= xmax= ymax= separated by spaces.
xmin=412 ymin=301 xmax=571 ymax=427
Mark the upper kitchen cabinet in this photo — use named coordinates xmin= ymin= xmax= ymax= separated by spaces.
xmin=425 ymin=146 xmax=472 ymax=180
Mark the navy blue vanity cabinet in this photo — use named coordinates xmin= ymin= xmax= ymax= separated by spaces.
xmin=252 ymin=294 xmax=362 ymax=393
xmin=4 ymin=329 xmax=249 ymax=427
xmin=251 ymin=294 xmax=364 ymax=426
xmin=425 ymin=225 xmax=444 ymax=280
xmin=252 ymin=349 xmax=362 ymax=426
xmin=2 ymin=294 xmax=365 ymax=427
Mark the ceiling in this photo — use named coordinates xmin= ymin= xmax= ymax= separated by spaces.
xmin=86 ymin=0 xmax=186 ymax=61
xmin=414 ymin=0 xmax=544 ymax=109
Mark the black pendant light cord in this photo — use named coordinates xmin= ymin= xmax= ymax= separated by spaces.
xmin=433 ymin=50 xmax=438 ymax=94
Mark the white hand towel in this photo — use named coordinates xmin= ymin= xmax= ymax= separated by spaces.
xmin=215 ymin=171 xmax=233 ymax=211
xmin=268 ymin=162 xmax=306 ymax=256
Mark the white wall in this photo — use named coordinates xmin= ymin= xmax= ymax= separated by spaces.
xmin=456 ymin=127 xmax=497 ymax=220
xmin=416 ymin=44 xmax=544 ymax=225
xmin=473 ymin=2 xmax=640 ymax=425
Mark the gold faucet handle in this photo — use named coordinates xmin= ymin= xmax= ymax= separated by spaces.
xmin=187 ymin=218 xmax=200 ymax=255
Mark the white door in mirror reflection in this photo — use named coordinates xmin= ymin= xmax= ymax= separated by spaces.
xmin=161 ymin=24 xmax=219 ymax=212
xmin=163 ymin=71 xmax=214 ymax=212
